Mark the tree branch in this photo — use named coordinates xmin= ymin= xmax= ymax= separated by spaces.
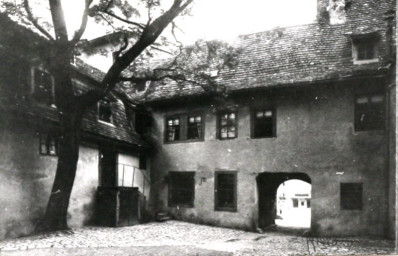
xmin=70 ymin=0 xmax=93 ymax=45
xmin=23 ymin=0 xmax=55 ymax=40
xmin=100 ymin=10 xmax=146 ymax=29
xmin=77 ymin=0 xmax=194 ymax=110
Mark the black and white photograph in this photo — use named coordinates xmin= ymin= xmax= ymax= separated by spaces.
xmin=0 ymin=0 xmax=396 ymax=255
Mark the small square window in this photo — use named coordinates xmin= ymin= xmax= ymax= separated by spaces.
xmin=98 ymin=99 xmax=113 ymax=123
xmin=135 ymin=81 xmax=150 ymax=92
xmin=215 ymin=171 xmax=237 ymax=212
xmin=252 ymin=108 xmax=276 ymax=138
xmin=355 ymin=93 xmax=385 ymax=131
xmin=218 ymin=111 xmax=237 ymax=140
xmin=32 ymin=68 xmax=54 ymax=106
xmin=168 ymin=172 xmax=195 ymax=207
xmin=341 ymin=183 xmax=363 ymax=210
xmin=39 ymin=132 xmax=58 ymax=156
xmin=352 ymin=36 xmax=379 ymax=63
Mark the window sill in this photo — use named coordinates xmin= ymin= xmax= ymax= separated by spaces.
xmin=169 ymin=204 xmax=194 ymax=208
xmin=218 ymin=137 xmax=237 ymax=141
xmin=164 ymin=138 xmax=204 ymax=144
xmin=98 ymin=120 xmax=116 ymax=127
xmin=215 ymin=207 xmax=237 ymax=212
xmin=353 ymin=59 xmax=379 ymax=65
xmin=251 ymin=136 xmax=276 ymax=139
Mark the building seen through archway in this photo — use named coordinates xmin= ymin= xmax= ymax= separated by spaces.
xmin=275 ymin=179 xmax=311 ymax=228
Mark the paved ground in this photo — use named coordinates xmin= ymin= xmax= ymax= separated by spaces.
xmin=0 ymin=221 xmax=395 ymax=255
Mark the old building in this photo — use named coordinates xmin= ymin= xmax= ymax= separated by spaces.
xmin=0 ymin=15 xmax=151 ymax=239
xmin=139 ymin=0 xmax=396 ymax=238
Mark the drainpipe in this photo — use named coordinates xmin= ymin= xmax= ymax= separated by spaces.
xmin=383 ymin=9 xmax=396 ymax=246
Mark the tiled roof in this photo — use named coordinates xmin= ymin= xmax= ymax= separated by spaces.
xmin=0 ymin=14 xmax=149 ymax=148
xmin=143 ymin=0 xmax=395 ymax=102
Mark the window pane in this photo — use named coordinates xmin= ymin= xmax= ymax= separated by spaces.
xmin=215 ymin=172 xmax=236 ymax=211
xmin=33 ymin=69 xmax=53 ymax=105
xmin=253 ymin=109 xmax=275 ymax=138
xmin=166 ymin=117 xmax=180 ymax=141
xmin=169 ymin=172 xmax=195 ymax=207
xmin=371 ymin=95 xmax=383 ymax=103
xmin=341 ymin=183 xmax=363 ymax=210
xmin=355 ymin=94 xmax=385 ymax=131
xmin=99 ymin=100 xmax=112 ymax=123
xmin=187 ymin=115 xmax=202 ymax=140
xmin=356 ymin=97 xmax=368 ymax=104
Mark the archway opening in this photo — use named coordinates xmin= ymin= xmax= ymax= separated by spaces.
xmin=275 ymin=179 xmax=311 ymax=228
xmin=257 ymin=172 xmax=311 ymax=232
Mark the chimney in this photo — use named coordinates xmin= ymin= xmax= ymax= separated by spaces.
xmin=317 ymin=0 xmax=347 ymax=25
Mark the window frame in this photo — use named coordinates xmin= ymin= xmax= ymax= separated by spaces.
xmin=217 ymin=111 xmax=238 ymax=140
xmin=164 ymin=113 xmax=205 ymax=144
xmin=340 ymin=183 xmax=363 ymax=211
xmin=168 ymin=171 xmax=195 ymax=208
xmin=31 ymin=67 xmax=55 ymax=107
xmin=354 ymin=92 xmax=385 ymax=132
xmin=351 ymin=36 xmax=379 ymax=64
xmin=98 ymin=99 xmax=114 ymax=125
xmin=39 ymin=132 xmax=58 ymax=156
xmin=251 ymin=107 xmax=276 ymax=139
xmin=214 ymin=171 xmax=237 ymax=212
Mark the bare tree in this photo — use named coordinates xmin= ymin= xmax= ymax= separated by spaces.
xmin=1 ymin=0 xmax=239 ymax=232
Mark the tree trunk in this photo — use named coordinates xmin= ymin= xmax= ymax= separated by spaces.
xmin=36 ymin=111 xmax=82 ymax=232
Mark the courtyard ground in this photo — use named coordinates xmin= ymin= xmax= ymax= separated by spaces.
xmin=0 ymin=221 xmax=395 ymax=256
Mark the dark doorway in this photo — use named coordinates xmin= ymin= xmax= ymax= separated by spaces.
xmin=257 ymin=172 xmax=311 ymax=229
xmin=99 ymin=148 xmax=117 ymax=187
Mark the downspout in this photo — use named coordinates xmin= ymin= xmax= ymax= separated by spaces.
xmin=383 ymin=9 xmax=396 ymax=244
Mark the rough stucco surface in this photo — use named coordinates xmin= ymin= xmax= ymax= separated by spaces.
xmin=68 ymin=146 xmax=99 ymax=228
xmin=150 ymin=82 xmax=388 ymax=237
xmin=0 ymin=118 xmax=100 ymax=239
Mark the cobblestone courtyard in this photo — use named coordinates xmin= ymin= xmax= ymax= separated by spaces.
xmin=0 ymin=221 xmax=395 ymax=255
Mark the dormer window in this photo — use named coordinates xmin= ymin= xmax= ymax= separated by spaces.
xmin=32 ymin=67 xmax=54 ymax=106
xmin=135 ymin=81 xmax=150 ymax=93
xmin=350 ymin=34 xmax=380 ymax=64
xmin=98 ymin=99 xmax=113 ymax=124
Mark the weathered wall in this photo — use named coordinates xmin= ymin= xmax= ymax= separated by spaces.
xmin=68 ymin=145 xmax=99 ymax=227
xmin=0 ymin=117 xmax=99 ymax=239
xmin=150 ymin=81 xmax=388 ymax=237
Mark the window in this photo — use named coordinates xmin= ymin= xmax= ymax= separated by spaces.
xmin=139 ymin=155 xmax=147 ymax=170
xmin=168 ymin=172 xmax=195 ymax=207
xmin=135 ymin=81 xmax=150 ymax=92
xmin=307 ymin=199 xmax=311 ymax=208
xmin=355 ymin=93 xmax=385 ymax=131
xmin=39 ymin=132 xmax=58 ymax=156
xmin=215 ymin=171 xmax=237 ymax=211
xmin=292 ymin=199 xmax=298 ymax=208
xmin=98 ymin=99 xmax=113 ymax=123
xmin=166 ymin=116 xmax=181 ymax=142
xmin=351 ymin=36 xmax=379 ymax=64
xmin=32 ymin=68 xmax=54 ymax=106
xmin=252 ymin=108 xmax=276 ymax=138
xmin=218 ymin=112 xmax=237 ymax=140
xmin=187 ymin=115 xmax=202 ymax=140
xmin=165 ymin=113 xmax=204 ymax=143
xmin=340 ymin=183 xmax=363 ymax=210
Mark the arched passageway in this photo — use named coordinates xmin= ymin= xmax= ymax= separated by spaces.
xmin=275 ymin=179 xmax=311 ymax=228
xmin=256 ymin=172 xmax=311 ymax=230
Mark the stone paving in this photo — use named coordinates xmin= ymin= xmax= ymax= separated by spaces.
xmin=0 ymin=221 xmax=395 ymax=255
